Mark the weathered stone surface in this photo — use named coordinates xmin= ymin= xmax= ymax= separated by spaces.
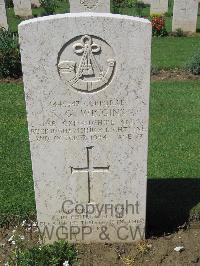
xmin=0 ymin=0 xmax=8 ymax=29
xmin=69 ymin=0 xmax=110 ymax=13
xmin=13 ymin=0 xmax=32 ymax=17
xmin=172 ymin=0 xmax=198 ymax=32
xmin=31 ymin=0 xmax=40 ymax=8
xmin=150 ymin=0 xmax=168 ymax=15
xmin=19 ymin=13 xmax=151 ymax=243
xmin=142 ymin=0 xmax=150 ymax=4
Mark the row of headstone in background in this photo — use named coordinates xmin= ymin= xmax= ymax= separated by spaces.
xmin=12 ymin=0 xmax=110 ymax=18
xmin=1 ymin=0 xmax=199 ymax=32
xmin=13 ymin=0 xmax=40 ymax=18
xmin=19 ymin=0 xmax=151 ymax=243
xmin=150 ymin=0 xmax=199 ymax=33
xmin=0 ymin=0 xmax=8 ymax=29
xmin=71 ymin=0 xmax=200 ymax=33
xmin=0 ymin=0 xmax=41 ymax=28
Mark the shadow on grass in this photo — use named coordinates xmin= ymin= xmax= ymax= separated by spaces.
xmin=146 ymin=178 xmax=200 ymax=237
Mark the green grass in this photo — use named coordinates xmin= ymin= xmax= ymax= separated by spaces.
xmin=6 ymin=8 xmax=23 ymax=33
xmin=8 ymin=240 xmax=77 ymax=265
xmin=148 ymin=80 xmax=200 ymax=178
xmin=0 ymin=83 xmax=35 ymax=224
xmin=152 ymin=37 xmax=200 ymax=70
xmin=0 ymin=80 xmax=200 ymax=223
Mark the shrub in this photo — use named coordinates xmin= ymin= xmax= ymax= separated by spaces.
xmin=185 ymin=52 xmax=200 ymax=75
xmin=5 ymin=0 xmax=14 ymax=8
xmin=112 ymin=0 xmax=145 ymax=16
xmin=151 ymin=65 xmax=159 ymax=75
xmin=8 ymin=240 xmax=77 ymax=265
xmin=168 ymin=0 xmax=174 ymax=9
xmin=40 ymin=0 xmax=57 ymax=15
xmin=0 ymin=29 xmax=22 ymax=78
xmin=134 ymin=1 xmax=146 ymax=17
xmin=125 ymin=0 xmax=137 ymax=8
xmin=112 ymin=0 xmax=126 ymax=13
xmin=174 ymin=28 xmax=185 ymax=37
xmin=151 ymin=15 xmax=168 ymax=37
xmin=164 ymin=11 xmax=171 ymax=17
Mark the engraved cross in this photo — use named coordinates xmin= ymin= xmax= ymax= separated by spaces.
xmin=70 ymin=146 xmax=110 ymax=203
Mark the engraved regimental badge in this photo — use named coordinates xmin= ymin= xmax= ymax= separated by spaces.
xmin=57 ymin=35 xmax=115 ymax=93
xmin=80 ymin=0 xmax=98 ymax=10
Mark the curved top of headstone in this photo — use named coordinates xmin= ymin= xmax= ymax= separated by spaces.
xmin=19 ymin=12 xmax=151 ymax=28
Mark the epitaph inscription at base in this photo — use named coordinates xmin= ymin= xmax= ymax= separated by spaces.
xmin=19 ymin=13 xmax=151 ymax=243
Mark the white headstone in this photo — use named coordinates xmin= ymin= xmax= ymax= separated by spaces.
xmin=172 ymin=0 xmax=198 ymax=32
xmin=13 ymin=0 xmax=32 ymax=17
xmin=142 ymin=0 xmax=150 ymax=4
xmin=0 ymin=0 xmax=8 ymax=29
xmin=19 ymin=13 xmax=151 ymax=243
xmin=31 ymin=0 xmax=40 ymax=8
xmin=150 ymin=0 xmax=168 ymax=15
xmin=69 ymin=0 xmax=110 ymax=13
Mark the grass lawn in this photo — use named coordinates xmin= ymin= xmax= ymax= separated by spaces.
xmin=148 ymin=80 xmax=200 ymax=178
xmin=152 ymin=37 xmax=200 ymax=70
xmin=0 ymin=83 xmax=35 ymax=224
xmin=0 ymin=80 xmax=200 ymax=224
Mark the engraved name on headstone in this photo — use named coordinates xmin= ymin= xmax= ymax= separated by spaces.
xmin=69 ymin=0 xmax=110 ymax=13
xmin=19 ymin=13 xmax=151 ymax=243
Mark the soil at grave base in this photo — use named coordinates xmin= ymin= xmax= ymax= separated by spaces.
xmin=76 ymin=224 xmax=200 ymax=266
xmin=0 ymin=221 xmax=199 ymax=266
xmin=151 ymin=70 xmax=200 ymax=81
xmin=0 ymin=77 xmax=23 ymax=84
